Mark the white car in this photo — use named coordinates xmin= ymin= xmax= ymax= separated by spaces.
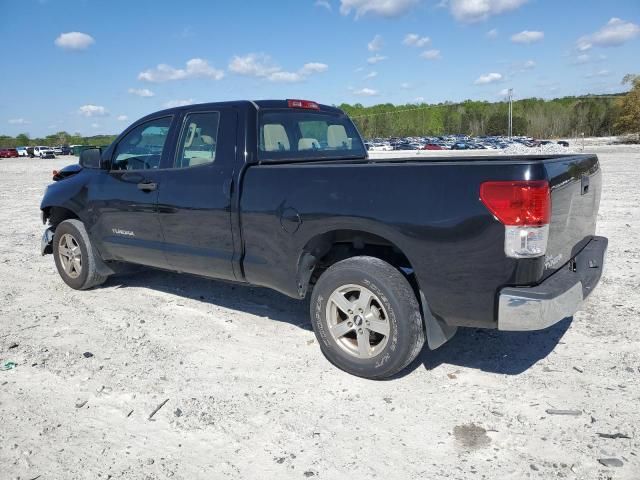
xmin=16 ymin=147 xmax=29 ymax=157
xmin=33 ymin=146 xmax=55 ymax=158
xmin=369 ymin=143 xmax=393 ymax=152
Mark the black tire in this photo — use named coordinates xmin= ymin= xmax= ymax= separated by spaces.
xmin=310 ymin=256 xmax=425 ymax=379
xmin=52 ymin=219 xmax=108 ymax=290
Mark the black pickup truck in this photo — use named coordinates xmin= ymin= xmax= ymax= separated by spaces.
xmin=40 ymin=99 xmax=607 ymax=379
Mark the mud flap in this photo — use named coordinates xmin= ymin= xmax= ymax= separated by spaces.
xmin=419 ymin=290 xmax=458 ymax=350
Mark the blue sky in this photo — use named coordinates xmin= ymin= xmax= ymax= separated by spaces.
xmin=1 ymin=0 xmax=638 ymax=136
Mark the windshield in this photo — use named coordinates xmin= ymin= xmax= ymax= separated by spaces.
xmin=258 ymin=110 xmax=366 ymax=162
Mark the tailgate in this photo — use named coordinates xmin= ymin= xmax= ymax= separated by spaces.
xmin=543 ymin=154 xmax=602 ymax=280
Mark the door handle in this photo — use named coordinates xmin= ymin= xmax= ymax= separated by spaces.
xmin=137 ymin=181 xmax=157 ymax=192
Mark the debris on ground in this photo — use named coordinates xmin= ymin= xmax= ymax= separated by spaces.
xmin=597 ymin=432 xmax=631 ymax=439
xmin=148 ymin=398 xmax=170 ymax=420
xmin=598 ymin=458 xmax=624 ymax=467
xmin=545 ymin=409 xmax=582 ymax=416
xmin=1 ymin=361 xmax=17 ymax=371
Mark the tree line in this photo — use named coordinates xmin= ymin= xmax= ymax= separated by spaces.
xmin=340 ymin=93 xmax=625 ymax=139
xmin=0 ymin=131 xmax=116 ymax=149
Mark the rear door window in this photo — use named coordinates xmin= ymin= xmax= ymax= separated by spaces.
xmin=174 ymin=112 xmax=220 ymax=168
xmin=258 ymin=110 xmax=366 ymax=161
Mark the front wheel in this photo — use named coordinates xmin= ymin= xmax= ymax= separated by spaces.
xmin=52 ymin=219 xmax=108 ymax=290
xmin=310 ymin=256 xmax=425 ymax=379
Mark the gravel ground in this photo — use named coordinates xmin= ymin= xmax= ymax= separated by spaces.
xmin=1 ymin=147 xmax=639 ymax=480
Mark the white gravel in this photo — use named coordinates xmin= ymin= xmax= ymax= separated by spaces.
xmin=1 ymin=147 xmax=639 ymax=480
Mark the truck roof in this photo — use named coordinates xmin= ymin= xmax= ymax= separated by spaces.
xmin=144 ymin=100 xmax=343 ymax=121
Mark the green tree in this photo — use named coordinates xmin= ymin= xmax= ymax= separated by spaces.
xmin=16 ymin=133 xmax=30 ymax=146
xmin=615 ymin=74 xmax=640 ymax=135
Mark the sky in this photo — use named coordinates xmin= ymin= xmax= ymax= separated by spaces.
xmin=1 ymin=0 xmax=638 ymax=137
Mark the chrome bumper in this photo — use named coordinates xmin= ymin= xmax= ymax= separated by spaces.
xmin=498 ymin=236 xmax=607 ymax=331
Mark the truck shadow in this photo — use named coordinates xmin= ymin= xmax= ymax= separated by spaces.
xmin=106 ymin=270 xmax=571 ymax=377
xmin=405 ymin=317 xmax=573 ymax=377
xmin=106 ymin=269 xmax=313 ymax=330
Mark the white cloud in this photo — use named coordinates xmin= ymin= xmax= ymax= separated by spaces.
xmin=78 ymin=104 xmax=108 ymax=117
xmin=138 ymin=58 xmax=224 ymax=82
xmin=400 ymin=82 xmax=411 ymax=89
xmin=268 ymin=71 xmax=303 ymax=83
xmin=450 ymin=0 xmax=528 ymax=23
xmin=367 ymin=54 xmax=387 ymax=64
xmin=486 ymin=28 xmax=498 ymax=38
xmin=339 ymin=0 xmax=419 ymax=18
xmin=576 ymin=18 xmax=640 ymax=51
xmin=315 ymin=0 xmax=332 ymax=10
xmin=8 ymin=118 xmax=30 ymax=125
xmin=164 ymin=99 xmax=195 ymax=108
xmin=229 ymin=54 xmax=327 ymax=83
xmin=574 ymin=54 xmax=591 ymax=64
xmin=499 ymin=88 xmax=510 ymax=96
xmin=353 ymin=87 xmax=379 ymax=96
xmin=229 ymin=53 xmax=279 ymax=77
xmin=54 ymin=32 xmax=95 ymax=50
xmin=511 ymin=30 xmax=544 ymax=44
xmin=523 ymin=59 xmax=536 ymax=69
xmin=363 ymin=71 xmax=378 ymax=80
xmin=420 ymin=49 xmax=441 ymax=60
xmin=403 ymin=33 xmax=430 ymax=48
xmin=117 ymin=115 xmax=129 ymax=121
xmin=572 ymin=53 xmax=607 ymax=65
xmin=300 ymin=62 xmax=329 ymax=74
xmin=128 ymin=88 xmax=154 ymax=97
xmin=474 ymin=72 xmax=503 ymax=84
xmin=586 ymin=69 xmax=611 ymax=78
xmin=368 ymin=34 xmax=383 ymax=51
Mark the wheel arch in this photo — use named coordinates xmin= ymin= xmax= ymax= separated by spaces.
xmin=296 ymin=228 xmax=417 ymax=297
xmin=296 ymin=227 xmax=458 ymax=350
xmin=41 ymin=205 xmax=80 ymax=228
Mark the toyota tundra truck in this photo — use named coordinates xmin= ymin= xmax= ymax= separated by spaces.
xmin=39 ymin=99 xmax=607 ymax=379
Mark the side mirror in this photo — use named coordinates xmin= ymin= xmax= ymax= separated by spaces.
xmin=79 ymin=148 xmax=102 ymax=169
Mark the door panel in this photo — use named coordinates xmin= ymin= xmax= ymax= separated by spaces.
xmin=91 ymin=170 xmax=168 ymax=268
xmin=157 ymin=109 xmax=237 ymax=280
xmin=88 ymin=115 xmax=175 ymax=268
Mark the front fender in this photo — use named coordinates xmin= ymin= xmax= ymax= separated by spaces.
xmin=40 ymin=169 xmax=90 ymax=224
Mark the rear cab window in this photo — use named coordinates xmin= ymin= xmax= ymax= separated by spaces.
xmin=258 ymin=109 xmax=366 ymax=162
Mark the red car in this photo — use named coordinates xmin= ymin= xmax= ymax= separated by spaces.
xmin=422 ymin=143 xmax=444 ymax=150
xmin=0 ymin=148 xmax=19 ymax=158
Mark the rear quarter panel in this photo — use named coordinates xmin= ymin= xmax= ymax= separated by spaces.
xmin=239 ymin=159 xmax=550 ymax=328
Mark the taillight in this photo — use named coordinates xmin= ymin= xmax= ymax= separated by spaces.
xmin=287 ymin=99 xmax=320 ymax=110
xmin=480 ymin=180 xmax=551 ymax=258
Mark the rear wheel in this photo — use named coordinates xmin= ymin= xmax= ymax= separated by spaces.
xmin=310 ymin=256 xmax=425 ymax=379
xmin=53 ymin=219 xmax=108 ymax=290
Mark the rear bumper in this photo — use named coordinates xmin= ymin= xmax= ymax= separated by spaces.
xmin=498 ymin=236 xmax=607 ymax=331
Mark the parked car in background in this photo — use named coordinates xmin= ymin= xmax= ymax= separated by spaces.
xmin=557 ymin=141 xmax=569 ymax=147
xmin=16 ymin=147 xmax=29 ymax=157
xmin=422 ymin=143 xmax=444 ymax=150
xmin=60 ymin=145 xmax=72 ymax=155
xmin=33 ymin=146 xmax=55 ymax=158
xmin=52 ymin=146 xmax=63 ymax=155
xmin=0 ymin=148 xmax=19 ymax=158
